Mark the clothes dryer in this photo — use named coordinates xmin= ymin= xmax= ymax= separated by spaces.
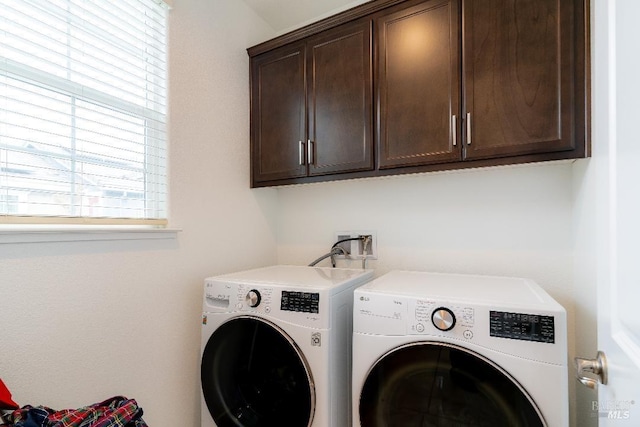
xmin=352 ymin=270 xmax=568 ymax=426
xmin=201 ymin=265 xmax=373 ymax=427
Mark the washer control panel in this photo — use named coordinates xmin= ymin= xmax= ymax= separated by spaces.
xmin=204 ymin=281 xmax=275 ymax=312
xmin=204 ymin=280 xmax=327 ymax=328
xmin=281 ymin=291 xmax=320 ymax=314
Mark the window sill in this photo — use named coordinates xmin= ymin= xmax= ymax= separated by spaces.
xmin=0 ymin=227 xmax=181 ymax=244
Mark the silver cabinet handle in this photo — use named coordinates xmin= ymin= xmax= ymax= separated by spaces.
xmin=575 ymin=351 xmax=608 ymax=389
xmin=299 ymin=140 xmax=305 ymax=165
xmin=466 ymin=112 xmax=472 ymax=145
xmin=307 ymin=139 xmax=314 ymax=165
xmin=451 ymin=115 xmax=457 ymax=146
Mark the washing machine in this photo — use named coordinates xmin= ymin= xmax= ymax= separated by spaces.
xmin=352 ymin=270 xmax=568 ymax=427
xmin=201 ymin=265 xmax=374 ymax=427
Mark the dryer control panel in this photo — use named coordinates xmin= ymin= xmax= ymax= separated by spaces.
xmin=489 ymin=311 xmax=555 ymax=343
xmin=352 ymin=270 xmax=567 ymax=365
xmin=411 ymin=299 xmax=476 ymax=340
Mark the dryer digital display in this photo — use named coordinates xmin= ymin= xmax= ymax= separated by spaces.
xmin=489 ymin=311 xmax=555 ymax=343
xmin=281 ymin=291 xmax=320 ymax=313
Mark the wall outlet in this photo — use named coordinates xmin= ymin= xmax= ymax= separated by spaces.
xmin=334 ymin=231 xmax=377 ymax=260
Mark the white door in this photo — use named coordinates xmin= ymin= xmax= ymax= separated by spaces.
xmin=588 ymin=0 xmax=640 ymax=423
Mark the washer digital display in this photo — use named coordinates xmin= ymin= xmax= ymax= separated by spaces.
xmin=489 ymin=311 xmax=555 ymax=343
xmin=281 ymin=291 xmax=320 ymax=313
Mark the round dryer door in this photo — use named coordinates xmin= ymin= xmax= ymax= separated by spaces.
xmin=359 ymin=343 xmax=544 ymax=427
xmin=201 ymin=316 xmax=314 ymax=427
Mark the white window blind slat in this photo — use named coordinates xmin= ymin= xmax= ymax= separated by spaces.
xmin=2 ymin=3 xmax=168 ymax=88
xmin=1 ymin=79 xmax=167 ymax=174
xmin=0 ymin=44 xmax=168 ymax=111
xmin=0 ymin=65 xmax=166 ymax=132
xmin=13 ymin=0 xmax=168 ymax=59
xmin=1 ymin=0 xmax=168 ymax=224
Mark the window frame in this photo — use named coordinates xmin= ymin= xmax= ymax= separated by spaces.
xmin=0 ymin=0 xmax=169 ymax=227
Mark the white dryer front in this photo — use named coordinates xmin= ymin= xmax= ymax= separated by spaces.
xmin=352 ymin=271 xmax=569 ymax=427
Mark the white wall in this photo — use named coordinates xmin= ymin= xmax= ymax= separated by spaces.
xmin=572 ymin=158 xmax=598 ymax=426
xmin=0 ymin=1 xmax=277 ymax=426
xmin=278 ymin=162 xmax=574 ymax=284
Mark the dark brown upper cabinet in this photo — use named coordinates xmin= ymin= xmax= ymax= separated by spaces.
xmin=250 ymin=20 xmax=373 ymax=186
xmin=377 ymin=0 xmax=461 ymax=169
xmin=377 ymin=0 xmax=587 ymax=168
xmin=462 ymin=0 xmax=585 ymax=160
xmin=248 ymin=0 xmax=589 ymax=187
xmin=251 ymin=42 xmax=307 ymax=183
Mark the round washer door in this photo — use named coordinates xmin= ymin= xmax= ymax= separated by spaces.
xmin=201 ymin=316 xmax=314 ymax=427
xmin=359 ymin=342 xmax=545 ymax=427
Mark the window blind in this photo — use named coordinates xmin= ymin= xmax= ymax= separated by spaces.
xmin=0 ymin=0 xmax=169 ymax=225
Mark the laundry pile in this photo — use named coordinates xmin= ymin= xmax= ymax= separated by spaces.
xmin=1 ymin=380 xmax=148 ymax=427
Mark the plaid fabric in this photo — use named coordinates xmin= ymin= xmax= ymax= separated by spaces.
xmin=2 ymin=396 xmax=148 ymax=427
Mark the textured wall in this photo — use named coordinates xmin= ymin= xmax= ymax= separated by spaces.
xmin=277 ymin=162 xmax=574 ymax=287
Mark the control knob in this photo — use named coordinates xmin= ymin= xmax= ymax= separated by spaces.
xmin=245 ymin=289 xmax=262 ymax=308
xmin=432 ymin=307 xmax=456 ymax=331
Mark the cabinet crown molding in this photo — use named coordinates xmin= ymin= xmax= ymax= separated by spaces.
xmin=247 ymin=0 xmax=405 ymax=57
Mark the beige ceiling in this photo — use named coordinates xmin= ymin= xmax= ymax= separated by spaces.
xmin=242 ymin=0 xmax=370 ymax=34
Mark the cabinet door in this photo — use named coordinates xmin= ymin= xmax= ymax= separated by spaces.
xmin=307 ymin=20 xmax=373 ymax=176
xmin=463 ymin=0 xmax=577 ymax=159
xmin=251 ymin=43 xmax=307 ymax=184
xmin=377 ymin=0 xmax=461 ymax=169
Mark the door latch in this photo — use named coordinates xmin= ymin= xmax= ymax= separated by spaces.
xmin=575 ymin=351 xmax=608 ymax=389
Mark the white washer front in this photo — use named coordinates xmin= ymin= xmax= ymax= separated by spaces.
xmin=201 ymin=265 xmax=373 ymax=427
xmin=352 ymin=270 xmax=569 ymax=426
